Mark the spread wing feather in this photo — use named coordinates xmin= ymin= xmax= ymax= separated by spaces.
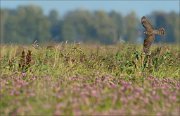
xmin=141 ymin=16 xmax=165 ymax=54
xmin=141 ymin=16 xmax=153 ymax=32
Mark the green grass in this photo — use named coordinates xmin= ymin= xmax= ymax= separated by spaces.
xmin=0 ymin=43 xmax=179 ymax=115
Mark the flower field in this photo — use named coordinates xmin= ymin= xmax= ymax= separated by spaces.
xmin=0 ymin=44 xmax=179 ymax=115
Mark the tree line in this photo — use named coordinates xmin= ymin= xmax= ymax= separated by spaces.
xmin=0 ymin=5 xmax=179 ymax=44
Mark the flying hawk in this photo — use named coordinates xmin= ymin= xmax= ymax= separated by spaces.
xmin=141 ymin=16 xmax=165 ymax=54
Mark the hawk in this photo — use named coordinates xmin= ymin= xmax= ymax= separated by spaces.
xmin=141 ymin=16 xmax=165 ymax=54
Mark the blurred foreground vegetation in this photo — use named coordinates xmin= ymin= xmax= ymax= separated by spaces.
xmin=0 ymin=44 xmax=179 ymax=115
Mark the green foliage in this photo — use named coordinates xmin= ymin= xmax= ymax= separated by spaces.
xmin=1 ymin=5 xmax=51 ymax=44
xmin=0 ymin=5 xmax=179 ymax=44
xmin=0 ymin=44 xmax=179 ymax=115
xmin=124 ymin=12 xmax=139 ymax=43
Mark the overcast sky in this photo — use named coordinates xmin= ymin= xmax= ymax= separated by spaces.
xmin=1 ymin=0 xmax=179 ymax=17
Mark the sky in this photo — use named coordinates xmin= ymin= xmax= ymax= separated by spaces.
xmin=1 ymin=0 xmax=179 ymax=18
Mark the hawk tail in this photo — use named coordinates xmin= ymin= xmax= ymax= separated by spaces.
xmin=153 ymin=28 xmax=165 ymax=35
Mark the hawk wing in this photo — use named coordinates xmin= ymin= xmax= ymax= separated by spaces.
xmin=141 ymin=16 xmax=153 ymax=32
xmin=143 ymin=34 xmax=155 ymax=54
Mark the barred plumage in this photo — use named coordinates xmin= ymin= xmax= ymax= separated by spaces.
xmin=141 ymin=16 xmax=165 ymax=54
xmin=153 ymin=28 xmax=165 ymax=35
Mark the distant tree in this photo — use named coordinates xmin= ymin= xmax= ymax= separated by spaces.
xmin=150 ymin=11 xmax=179 ymax=43
xmin=124 ymin=12 xmax=139 ymax=43
xmin=2 ymin=9 xmax=20 ymax=43
xmin=48 ymin=9 xmax=62 ymax=42
xmin=93 ymin=10 xmax=117 ymax=44
xmin=62 ymin=9 xmax=94 ymax=43
xmin=0 ymin=9 xmax=7 ymax=43
xmin=0 ymin=5 xmax=179 ymax=44
xmin=109 ymin=11 xmax=124 ymax=42
xmin=166 ymin=11 xmax=179 ymax=43
xmin=16 ymin=5 xmax=51 ymax=43
xmin=1 ymin=5 xmax=51 ymax=44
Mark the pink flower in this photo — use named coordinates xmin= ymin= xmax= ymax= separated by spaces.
xmin=22 ymin=72 xmax=26 ymax=77
xmin=143 ymin=97 xmax=149 ymax=104
xmin=54 ymin=110 xmax=62 ymax=116
xmin=91 ymin=90 xmax=98 ymax=97
xmin=109 ymin=81 xmax=116 ymax=88
xmin=170 ymin=95 xmax=177 ymax=101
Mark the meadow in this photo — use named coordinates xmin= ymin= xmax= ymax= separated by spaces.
xmin=0 ymin=43 xmax=179 ymax=115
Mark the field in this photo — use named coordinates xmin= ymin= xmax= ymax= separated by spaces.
xmin=0 ymin=43 xmax=179 ymax=115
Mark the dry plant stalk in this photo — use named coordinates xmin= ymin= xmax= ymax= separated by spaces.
xmin=26 ymin=50 xmax=32 ymax=68
xmin=19 ymin=50 xmax=26 ymax=71
xmin=32 ymin=40 xmax=39 ymax=49
xmin=8 ymin=57 xmax=15 ymax=70
xmin=19 ymin=50 xmax=32 ymax=72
